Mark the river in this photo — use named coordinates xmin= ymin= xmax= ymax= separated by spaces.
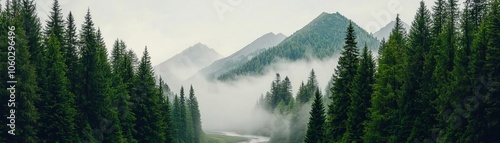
xmin=219 ymin=131 xmax=270 ymax=143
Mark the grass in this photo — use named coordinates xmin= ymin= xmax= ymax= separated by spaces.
xmin=202 ymin=133 xmax=249 ymax=143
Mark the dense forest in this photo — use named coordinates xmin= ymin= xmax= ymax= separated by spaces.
xmin=0 ymin=0 xmax=204 ymax=142
xmin=256 ymin=0 xmax=500 ymax=142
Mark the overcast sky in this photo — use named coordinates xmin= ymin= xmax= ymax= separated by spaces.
xmin=32 ymin=0 xmax=464 ymax=65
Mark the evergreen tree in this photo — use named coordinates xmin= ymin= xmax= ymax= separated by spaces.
xmin=38 ymin=33 xmax=79 ymax=142
xmin=189 ymin=85 xmax=204 ymax=143
xmin=3 ymin=4 xmax=39 ymax=142
xmin=44 ymin=0 xmax=65 ymax=45
xmin=326 ymin=21 xmax=359 ymax=142
xmin=363 ymin=15 xmax=407 ymax=143
xmin=343 ymin=44 xmax=375 ymax=142
xmin=179 ymin=86 xmax=189 ymax=143
xmin=405 ymin=1 xmax=437 ymax=142
xmin=432 ymin=0 xmax=448 ymax=37
xmin=132 ymin=47 xmax=166 ymax=142
xmin=159 ymin=77 xmax=174 ymax=142
xmin=172 ymin=95 xmax=182 ymax=143
xmin=434 ymin=0 xmax=460 ymax=141
xmin=63 ymin=11 xmax=79 ymax=95
xmin=110 ymin=40 xmax=137 ymax=143
xmin=296 ymin=82 xmax=309 ymax=104
xmin=78 ymin=10 xmax=124 ymax=142
xmin=304 ymin=88 xmax=326 ymax=143
xmin=298 ymin=69 xmax=319 ymax=104
xmin=281 ymin=76 xmax=294 ymax=106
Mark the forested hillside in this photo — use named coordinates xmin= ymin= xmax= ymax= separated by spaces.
xmin=218 ymin=12 xmax=380 ymax=81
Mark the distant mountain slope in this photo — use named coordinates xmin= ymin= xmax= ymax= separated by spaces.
xmin=198 ymin=32 xmax=287 ymax=80
xmin=373 ymin=20 xmax=410 ymax=40
xmin=154 ymin=43 xmax=223 ymax=89
xmin=217 ymin=12 xmax=380 ymax=81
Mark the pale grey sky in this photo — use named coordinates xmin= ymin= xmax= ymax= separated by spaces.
xmin=32 ymin=0 xmax=464 ymax=65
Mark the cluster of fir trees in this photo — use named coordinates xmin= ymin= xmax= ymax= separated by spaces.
xmin=255 ymin=70 xmax=322 ymax=143
xmin=0 ymin=0 xmax=203 ymax=142
xmin=305 ymin=0 xmax=500 ymax=143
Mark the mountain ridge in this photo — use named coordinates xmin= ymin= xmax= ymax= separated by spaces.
xmin=195 ymin=32 xmax=287 ymax=80
xmin=154 ymin=43 xmax=223 ymax=90
xmin=217 ymin=12 xmax=380 ymax=81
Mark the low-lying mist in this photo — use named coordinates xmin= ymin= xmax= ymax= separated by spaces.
xmin=180 ymin=55 xmax=341 ymax=134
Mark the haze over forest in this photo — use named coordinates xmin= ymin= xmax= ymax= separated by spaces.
xmin=1 ymin=0 xmax=499 ymax=143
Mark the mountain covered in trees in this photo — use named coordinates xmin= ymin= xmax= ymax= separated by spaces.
xmin=217 ymin=12 xmax=380 ymax=81
xmin=372 ymin=20 xmax=410 ymax=40
xmin=196 ymin=32 xmax=286 ymax=81
xmin=154 ymin=43 xmax=223 ymax=90
xmin=0 ymin=0 xmax=204 ymax=142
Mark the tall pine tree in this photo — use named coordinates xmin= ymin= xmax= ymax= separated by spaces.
xmin=132 ymin=47 xmax=166 ymax=142
xmin=343 ymin=44 xmax=375 ymax=142
xmin=363 ymin=15 xmax=407 ymax=143
xmin=189 ymin=85 xmax=203 ymax=143
xmin=38 ymin=33 xmax=78 ymax=142
xmin=305 ymin=88 xmax=326 ymax=143
xmin=326 ymin=21 xmax=359 ymax=142
xmin=405 ymin=1 xmax=437 ymax=142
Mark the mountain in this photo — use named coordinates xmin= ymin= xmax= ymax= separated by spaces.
xmin=154 ymin=43 xmax=223 ymax=90
xmin=196 ymin=32 xmax=287 ymax=80
xmin=217 ymin=12 xmax=380 ymax=81
xmin=373 ymin=20 xmax=410 ymax=41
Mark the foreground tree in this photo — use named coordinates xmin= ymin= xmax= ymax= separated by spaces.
xmin=405 ymin=1 xmax=437 ymax=142
xmin=326 ymin=21 xmax=359 ymax=142
xmin=304 ymin=88 xmax=326 ymax=143
xmin=343 ymin=44 xmax=375 ymax=142
xmin=363 ymin=15 xmax=407 ymax=143
xmin=38 ymin=33 xmax=78 ymax=142
xmin=132 ymin=47 xmax=166 ymax=142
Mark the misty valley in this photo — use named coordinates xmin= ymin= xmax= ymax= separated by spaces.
xmin=1 ymin=0 xmax=500 ymax=143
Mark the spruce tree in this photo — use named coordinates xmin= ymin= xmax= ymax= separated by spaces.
xmin=63 ymin=11 xmax=80 ymax=95
xmin=326 ymin=21 xmax=359 ymax=142
xmin=78 ymin=10 xmax=124 ymax=142
xmin=110 ymin=40 xmax=137 ymax=143
xmin=3 ymin=5 xmax=39 ymax=142
xmin=405 ymin=1 xmax=437 ymax=142
xmin=179 ymin=86 xmax=189 ymax=142
xmin=44 ymin=0 xmax=65 ymax=45
xmin=133 ymin=47 xmax=166 ymax=142
xmin=189 ymin=85 xmax=204 ymax=143
xmin=298 ymin=69 xmax=319 ymax=104
xmin=159 ymin=77 xmax=174 ymax=142
xmin=38 ymin=33 xmax=79 ymax=142
xmin=304 ymin=88 xmax=326 ymax=143
xmin=363 ymin=16 xmax=407 ymax=143
xmin=434 ymin=0 xmax=460 ymax=141
xmin=172 ymin=95 xmax=182 ymax=143
xmin=343 ymin=44 xmax=375 ymax=142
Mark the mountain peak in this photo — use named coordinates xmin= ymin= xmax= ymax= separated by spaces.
xmin=373 ymin=20 xmax=410 ymax=40
xmin=217 ymin=12 xmax=380 ymax=81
